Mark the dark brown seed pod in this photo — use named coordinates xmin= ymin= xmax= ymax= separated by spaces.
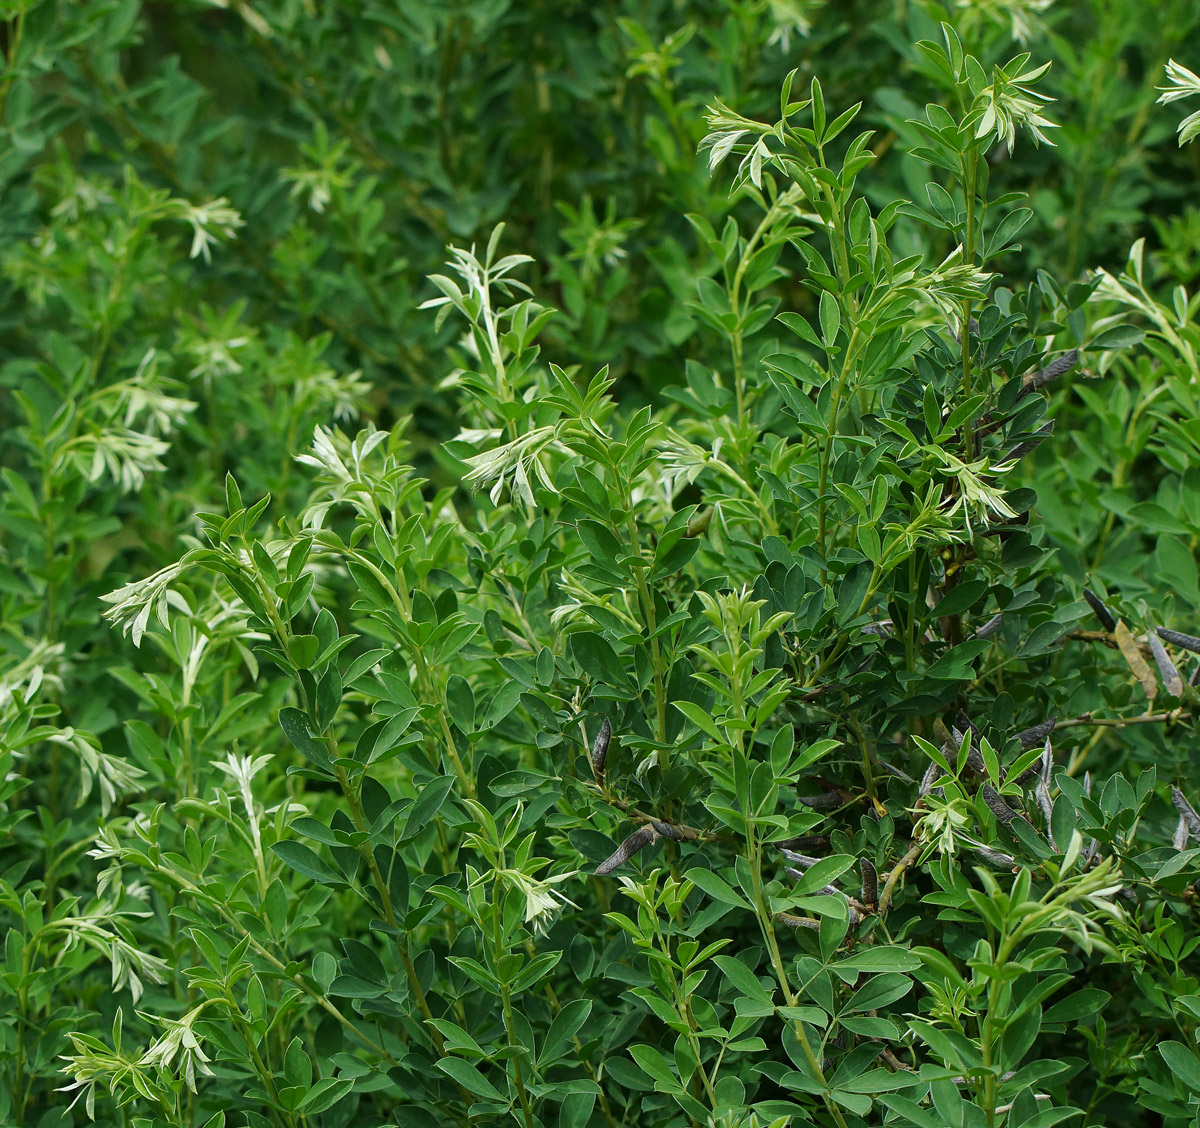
xmin=1040 ymin=738 xmax=1054 ymax=789
xmin=877 ymin=760 xmax=915 ymax=782
xmin=961 ymin=741 xmax=986 ymax=777
xmin=590 ymin=717 xmax=611 ymax=780
xmin=860 ymin=858 xmax=878 ymax=905
xmin=973 ymin=612 xmax=1004 ymax=640
xmin=982 ymin=784 xmax=1017 ymax=827
xmin=775 ymin=912 xmax=819 ymax=930
xmin=798 ymin=790 xmax=844 ymax=809
xmin=1148 ymin=629 xmax=1184 ymax=697
xmin=650 ymin=820 xmax=683 ymax=840
xmin=1083 ymin=588 xmax=1117 ymax=632
xmin=778 ymin=848 xmax=821 ymax=869
xmin=1081 ymin=837 xmax=1098 ymax=869
xmin=1171 ymin=787 xmax=1200 ymax=838
xmin=595 ymin=825 xmax=657 ymax=876
xmin=775 ymin=834 xmax=830 ymax=852
xmin=1017 ymin=718 xmax=1057 ymax=750
xmin=1036 ymin=781 xmax=1054 ymax=844
xmin=1158 ymin=626 xmax=1200 ymax=656
xmin=1003 ymin=421 xmax=1053 ymax=463
xmin=1017 ymin=348 xmax=1079 ymax=398
xmin=970 ymin=844 xmax=1018 ymax=869
xmin=918 ymin=761 xmax=942 ymax=798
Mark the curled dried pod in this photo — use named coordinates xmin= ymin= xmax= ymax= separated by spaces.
xmin=1148 ymin=629 xmax=1184 ymax=697
xmin=778 ymin=848 xmax=821 ymax=869
xmin=590 ymin=717 xmax=612 ymax=781
xmin=798 ymin=790 xmax=844 ymax=809
xmin=776 ymin=834 xmax=830 ymax=851
xmin=595 ymin=825 xmax=657 ymax=876
xmin=1040 ymin=738 xmax=1054 ymax=788
xmin=973 ymin=612 xmax=1004 ymax=640
xmin=971 ymin=844 xmax=1018 ymax=870
xmin=1018 ymin=348 xmax=1079 ymax=398
xmin=1081 ymin=837 xmax=1098 ymax=870
xmin=1174 ymin=814 xmax=1190 ymax=852
xmin=918 ymin=760 xmax=942 ymax=799
xmin=1083 ymin=588 xmax=1117 ymax=632
xmin=1036 ymin=781 xmax=1054 ymax=844
xmin=1017 ymin=718 xmax=1057 ymax=750
xmin=962 ymin=744 xmax=986 ymax=777
xmin=1158 ymin=626 xmax=1200 ymax=655
xmin=775 ymin=912 xmax=819 ymax=930
xmin=955 ymin=712 xmax=981 ymax=739
xmin=982 ymin=784 xmax=1017 ymax=827
xmin=1003 ymin=421 xmax=1053 ymax=463
xmin=860 ymin=858 xmax=878 ymax=905
xmin=1171 ymin=787 xmax=1200 ymax=838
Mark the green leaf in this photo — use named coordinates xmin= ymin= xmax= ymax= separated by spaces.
xmin=436 ymin=1057 xmax=507 ymax=1101
xmin=278 ymin=708 xmax=333 ymax=772
xmin=1159 ymin=1042 xmax=1200 ymax=1090
xmin=270 ymin=841 xmax=344 ymax=886
xmin=712 ymin=956 xmax=774 ymax=1004
xmin=686 ymin=868 xmax=751 ymax=909
xmin=789 ymin=854 xmax=854 ymax=895
xmin=538 ymin=999 xmax=592 ymax=1067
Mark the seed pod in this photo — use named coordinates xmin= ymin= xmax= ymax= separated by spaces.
xmin=1173 ymin=814 xmax=1190 ymax=852
xmin=1148 ymin=629 xmax=1184 ymax=697
xmin=1017 ymin=718 xmax=1057 ymax=750
xmin=778 ymin=848 xmax=821 ymax=869
xmin=860 ymin=858 xmax=878 ymax=905
xmin=1040 ymin=738 xmax=1054 ymax=789
xmin=1036 ymin=781 xmax=1054 ymax=844
xmin=775 ymin=912 xmax=819 ymax=930
xmin=961 ymin=741 xmax=986 ymax=777
xmin=982 ymin=784 xmax=1017 ymax=827
xmin=1083 ymin=588 xmax=1117 ymax=632
xmin=595 ymin=825 xmax=657 ymax=875
xmin=918 ymin=760 xmax=942 ymax=799
xmin=1171 ymin=787 xmax=1200 ymax=838
xmin=877 ymin=760 xmax=915 ymax=782
xmin=970 ymin=844 xmax=1018 ymax=869
xmin=974 ymin=612 xmax=1004 ymax=640
xmin=651 ymin=820 xmax=683 ymax=840
xmin=1017 ymin=348 xmax=1079 ymax=399
xmin=776 ymin=834 xmax=830 ymax=851
xmin=798 ymin=790 xmax=844 ymax=809
xmin=1003 ymin=421 xmax=1053 ymax=463
xmin=1158 ymin=626 xmax=1200 ymax=655
xmin=590 ymin=717 xmax=612 ymax=781
xmin=1083 ymin=771 xmax=1092 ymax=798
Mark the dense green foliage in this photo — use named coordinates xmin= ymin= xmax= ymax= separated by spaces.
xmin=5 ymin=2 xmax=1200 ymax=1127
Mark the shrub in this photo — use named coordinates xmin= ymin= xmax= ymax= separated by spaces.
xmin=3 ymin=5 xmax=1200 ymax=1128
